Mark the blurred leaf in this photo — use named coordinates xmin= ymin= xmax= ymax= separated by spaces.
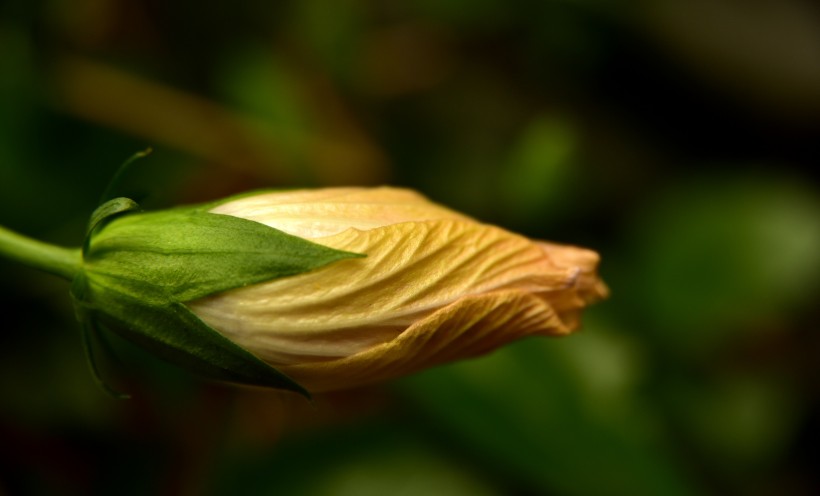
xmin=293 ymin=0 xmax=366 ymax=80
xmin=217 ymin=49 xmax=308 ymax=130
xmin=213 ymin=48 xmax=309 ymax=176
xmin=215 ymin=422 xmax=500 ymax=496
xmin=398 ymin=326 xmax=700 ymax=496
xmin=630 ymin=173 xmax=820 ymax=353
xmin=674 ymin=376 xmax=798 ymax=470
xmin=307 ymin=448 xmax=499 ymax=496
xmin=500 ymin=116 xmax=578 ymax=225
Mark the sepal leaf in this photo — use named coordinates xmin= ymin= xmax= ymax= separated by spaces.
xmin=87 ymin=197 xmax=141 ymax=236
xmin=79 ymin=317 xmax=131 ymax=399
xmin=72 ymin=271 xmax=310 ymax=396
xmin=85 ymin=206 xmax=362 ymax=302
xmin=84 ymin=197 xmax=141 ymax=257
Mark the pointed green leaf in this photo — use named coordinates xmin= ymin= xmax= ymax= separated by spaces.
xmin=84 ymin=197 xmax=141 ymax=257
xmin=85 ymin=206 xmax=362 ymax=302
xmin=80 ymin=318 xmax=131 ymax=399
xmin=74 ymin=272 xmax=309 ymax=396
xmin=87 ymin=197 xmax=141 ymax=234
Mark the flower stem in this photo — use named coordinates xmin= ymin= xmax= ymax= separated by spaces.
xmin=0 ymin=224 xmax=81 ymax=281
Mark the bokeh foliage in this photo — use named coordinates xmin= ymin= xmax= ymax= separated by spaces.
xmin=2 ymin=0 xmax=820 ymax=495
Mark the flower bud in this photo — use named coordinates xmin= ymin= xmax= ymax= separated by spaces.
xmin=188 ymin=187 xmax=608 ymax=392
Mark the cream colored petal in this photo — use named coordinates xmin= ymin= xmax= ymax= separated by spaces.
xmin=188 ymin=219 xmax=578 ymax=365
xmin=277 ymin=289 xmax=569 ymax=392
xmin=210 ymin=187 xmax=472 ymax=238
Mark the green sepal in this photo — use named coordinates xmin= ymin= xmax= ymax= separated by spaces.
xmin=79 ymin=316 xmax=131 ymax=399
xmin=84 ymin=205 xmax=362 ymax=302
xmin=87 ymin=197 xmax=141 ymax=235
xmin=72 ymin=271 xmax=310 ymax=396
xmin=84 ymin=197 xmax=141 ymax=257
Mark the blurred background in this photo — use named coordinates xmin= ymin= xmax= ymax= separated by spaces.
xmin=2 ymin=0 xmax=820 ymax=494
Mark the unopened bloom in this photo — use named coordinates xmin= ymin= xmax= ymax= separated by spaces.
xmin=188 ymin=187 xmax=607 ymax=392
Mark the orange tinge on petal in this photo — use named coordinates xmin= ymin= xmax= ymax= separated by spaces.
xmin=190 ymin=187 xmax=608 ymax=392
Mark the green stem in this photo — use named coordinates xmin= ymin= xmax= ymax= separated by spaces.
xmin=0 ymin=224 xmax=82 ymax=281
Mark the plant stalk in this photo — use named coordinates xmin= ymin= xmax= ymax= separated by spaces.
xmin=0 ymin=224 xmax=81 ymax=281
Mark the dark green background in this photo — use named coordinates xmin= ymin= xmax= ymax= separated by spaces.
xmin=2 ymin=1 xmax=819 ymax=495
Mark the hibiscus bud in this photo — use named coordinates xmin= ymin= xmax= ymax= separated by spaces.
xmin=188 ymin=187 xmax=608 ymax=392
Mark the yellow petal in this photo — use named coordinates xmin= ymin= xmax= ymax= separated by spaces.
xmin=276 ymin=289 xmax=568 ymax=392
xmin=210 ymin=187 xmax=472 ymax=238
xmin=188 ymin=219 xmax=578 ymax=365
